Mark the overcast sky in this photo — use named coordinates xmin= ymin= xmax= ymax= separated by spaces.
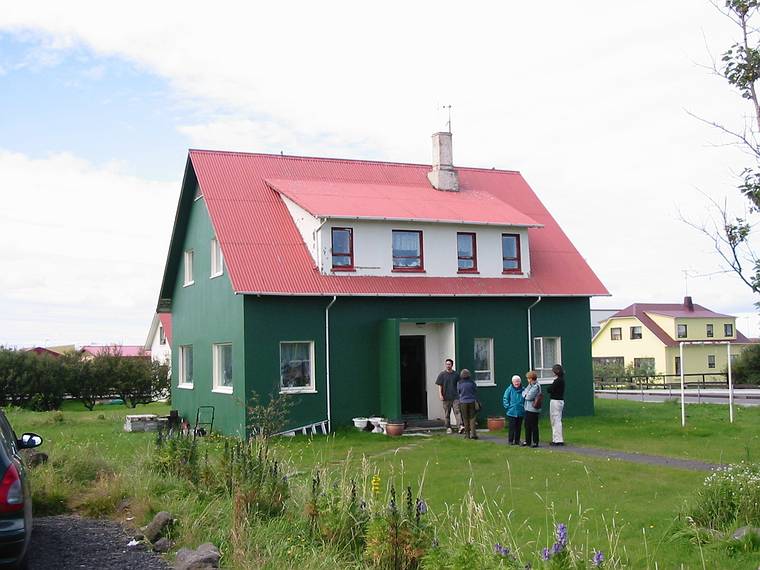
xmin=2 ymin=1 xmax=760 ymax=347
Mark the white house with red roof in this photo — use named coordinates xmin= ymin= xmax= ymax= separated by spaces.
xmin=592 ymin=297 xmax=755 ymax=377
xmin=145 ymin=313 xmax=172 ymax=367
xmin=157 ymin=132 xmax=607 ymax=436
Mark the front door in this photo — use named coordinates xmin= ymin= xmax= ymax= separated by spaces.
xmin=400 ymin=336 xmax=427 ymax=417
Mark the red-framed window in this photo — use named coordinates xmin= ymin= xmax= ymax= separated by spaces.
xmin=392 ymin=230 xmax=424 ymax=271
xmin=457 ymin=232 xmax=478 ymax=272
xmin=502 ymin=233 xmax=521 ymax=273
xmin=331 ymin=227 xmax=354 ymax=270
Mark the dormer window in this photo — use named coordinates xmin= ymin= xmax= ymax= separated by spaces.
xmin=457 ymin=232 xmax=477 ymax=272
xmin=392 ymin=230 xmax=424 ymax=271
xmin=331 ymin=227 xmax=354 ymax=270
xmin=725 ymin=323 xmax=734 ymax=337
xmin=502 ymin=234 xmax=521 ymax=273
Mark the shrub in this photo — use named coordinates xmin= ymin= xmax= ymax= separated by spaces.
xmin=60 ymin=453 xmax=116 ymax=484
xmin=686 ymin=462 xmax=760 ymax=530
xmin=729 ymin=344 xmax=760 ymax=385
xmin=151 ymin=429 xmax=199 ymax=481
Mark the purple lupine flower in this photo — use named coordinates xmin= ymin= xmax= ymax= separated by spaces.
xmin=551 ymin=542 xmax=564 ymax=556
xmin=493 ymin=543 xmax=510 ymax=557
xmin=555 ymin=523 xmax=568 ymax=547
xmin=541 ymin=547 xmax=551 ymax=561
xmin=592 ymin=550 xmax=605 ymax=567
xmin=416 ymin=498 xmax=428 ymax=515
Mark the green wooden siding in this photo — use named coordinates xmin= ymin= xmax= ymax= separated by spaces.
xmin=242 ymin=296 xmax=593 ymax=433
xmin=169 ymin=196 xmax=246 ymax=437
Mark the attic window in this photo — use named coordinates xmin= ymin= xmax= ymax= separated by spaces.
xmin=630 ymin=326 xmax=642 ymax=340
xmin=183 ymin=250 xmax=194 ymax=286
xmin=331 ymin=227 xmax=354 ymax=270
xmin=194 ymin=183 xmax=203 ymax=201
xmin=392 ymin=230 xmax=424 ymax=271
xmin=677 ymin=324 xmax=687 ymax=339
xmin=610 ymin=327 xmax=622 ymax=341
xmin=725 ymin=323 xmax=734 ymax=337
xmin=159 ymin=325 xmax=166 ymax=345
xmin=502 ymin=234 xmax=521 ymax=273
xmin=211 ymin=238 xmax=223 ymax=277
xmin=457 ymin=232 xmax=477 ymax=272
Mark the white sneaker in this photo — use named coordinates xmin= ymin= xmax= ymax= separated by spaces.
xmin=446 ymin=427 xmax=453 ymax=434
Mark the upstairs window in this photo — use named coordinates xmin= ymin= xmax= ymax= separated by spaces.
xmin=610 ymin=327 xmax=622 ymax=341
xmin=707 ymin=354 xmax=716 ymax=369
xmin=677 ymin=324 xmax=687 ymax=339
xmin=706 ymin=323 xmax=714 ymax=338
xmin=211 ymin=238 xmax=223 ymax=277
xmin=675 ymin=356 xmax=681 ymax=375
xmin=502 ymin=234 xmax=521 ymax=273
xmin=331 ymin=227 xmax=354 ymax=270
xmin=630 ymin=326 xmax=642 ymax=340
xmin=724 ymin=323 xmax=734 ymax=337
xmin=159 ymin=325 xmax=166 ymax=346
xmin=457 ymin=232 xmax=478 ymax=272
xmin=183 ymin=250 xmax=194 ymax=286
xmin=392 ymin=230 xmax=423 ymax=271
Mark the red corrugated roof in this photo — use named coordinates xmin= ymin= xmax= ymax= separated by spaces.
xmin=611 ymin=303 xmax=752 ymax=346
xmin=188 ymin=150 xmax=608 ymax=297
xmin=158 ymin=313 xmax=172 ymax=345
xmin=266 ymin=178 xmax=541 ymax=227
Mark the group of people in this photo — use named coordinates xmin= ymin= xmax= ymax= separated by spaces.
xmin=435 ymin=358 xmax=566 ymax=447
xmin=502 ymin=366 xmax=565 ymax=447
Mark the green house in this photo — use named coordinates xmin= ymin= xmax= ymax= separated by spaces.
xmin=157 ymin=133 xmax=607 ymax=437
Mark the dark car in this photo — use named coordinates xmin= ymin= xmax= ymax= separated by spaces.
xmin=0 ymin=409 xmax=42 ymax=569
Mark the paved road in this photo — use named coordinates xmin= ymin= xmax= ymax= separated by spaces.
xmin=596 ymin=388 xmax=760 ymax=406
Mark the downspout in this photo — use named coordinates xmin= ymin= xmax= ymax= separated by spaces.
xmin=526 ymin=296 xmax=542 ymax=370
xmin=325 ymin=295 xmax=337 ymax=432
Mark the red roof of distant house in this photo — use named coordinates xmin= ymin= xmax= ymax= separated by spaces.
xmin=611 ymin=302 xmax=752 ymax=346
xmin=80 ymin=345 xmax=149 ymax=358
xmin=165 ymin=150 xmax=607 ymax=298
xmin=266 ymin=178 xmax=542 ymax=227
xmin=158 ymin=313 xmax=172 ymax=345
xmin=23 ymin=347 xmax=62 ymax=357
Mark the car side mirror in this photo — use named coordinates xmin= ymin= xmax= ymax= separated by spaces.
xmin=17 ymin=433 xmax=43 ymax=449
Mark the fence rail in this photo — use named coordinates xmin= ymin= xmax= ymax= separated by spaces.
xmin=594 ymin=372 xmax=730 ymax=391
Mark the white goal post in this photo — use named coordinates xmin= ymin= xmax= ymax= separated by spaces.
xmin=678 ymin=341 xmax=734 ymax=427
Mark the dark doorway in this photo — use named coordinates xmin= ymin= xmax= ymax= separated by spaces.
xmin=400 ymin=336 xmax=427 ymax=417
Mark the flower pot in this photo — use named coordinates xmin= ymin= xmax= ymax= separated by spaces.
xmin=369 ymin=417 xmax=385 ymax=433
xmin=385 ymin=422 xmax=405 ymax=437
xmin=487 ymin=416 xmax=506 ymax=432
xmin=352 ymin=417 xmax=368 ymax=430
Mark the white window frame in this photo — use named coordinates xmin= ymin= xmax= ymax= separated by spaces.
xmin=533 ymin=336 xmax=561 ymax=382
xmin=279 ymin=341 xmax=317 ymax=394
xmin=159 ymin=325 xmax=166 ymax=346
xmin=183 ymin=250 xmax=194 ymax=286
xmin=707 ymin=354 xmax=716 ymax=369
xmin=210 ymin=237 xmax=223 ymax=278
xmin=178 ymin=345 xmax=193 ymax=389
xmin=473 ymin=337 xmax=495 ymax=386
xmin=212 ymin=343 xmax=233 ymax=393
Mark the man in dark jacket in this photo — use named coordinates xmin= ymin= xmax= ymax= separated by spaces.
xmin=548 ymin=364 xmax=565 ymax=446
xmin=435 ymin=358 xmax=463 ymax=434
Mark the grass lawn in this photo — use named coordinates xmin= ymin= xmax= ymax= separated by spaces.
xmin=4 ymin=398 xmax=760 ymax=568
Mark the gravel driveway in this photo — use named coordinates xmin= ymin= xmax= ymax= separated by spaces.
xmin=27 ymin=516 xmax=170 ymax=569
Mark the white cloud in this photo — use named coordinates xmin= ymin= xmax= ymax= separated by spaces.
xmin=0 ymin=150 xmax=177 ymax=346
xmin=0 ymin=0 xmax=759 ymax=346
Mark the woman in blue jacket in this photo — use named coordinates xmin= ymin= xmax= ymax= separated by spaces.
xmin=502 ymin=374 xmax=525 ymax=445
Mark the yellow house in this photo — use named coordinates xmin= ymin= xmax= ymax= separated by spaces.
xmin=592 ymin=297 xmax=755 ymax=376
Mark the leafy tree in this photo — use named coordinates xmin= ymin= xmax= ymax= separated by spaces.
xmin=728 ymin=343 xmax=760 ymax=384
xmin=61 ymin=351 xmax=101 ymax=411
xmin=688 ymin=1 xmax=760 ymax=296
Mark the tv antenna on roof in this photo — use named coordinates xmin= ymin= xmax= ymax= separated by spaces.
xmin=441 ymin=104 xmax=452 ymax=133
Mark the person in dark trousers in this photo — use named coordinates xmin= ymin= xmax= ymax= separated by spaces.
xmin=502 ymin=374 xmax=525 ymax=445
xmin=436 ymin=358 xmax=463 ymax=434
xmin=548 ymin=364 xmax=566 ymax=446
xmin=457 ymin=369 xmax=479 ymax=439
xmin=522 ymin=370 xmax=541 ymax=447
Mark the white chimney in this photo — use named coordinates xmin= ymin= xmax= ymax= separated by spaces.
xmin=427 ymin=132 xmax=459 ymax=192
